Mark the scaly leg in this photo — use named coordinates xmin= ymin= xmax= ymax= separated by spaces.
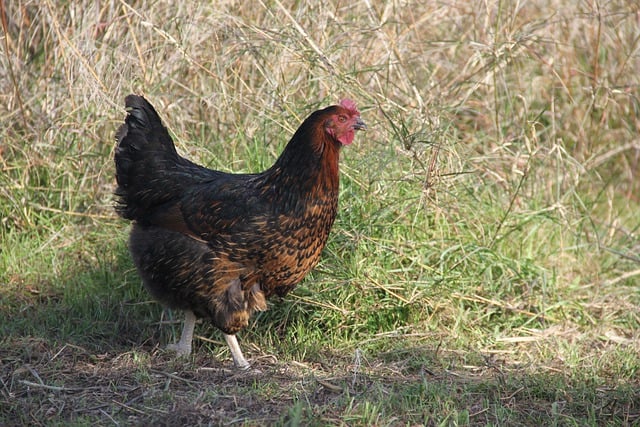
xmin=167 ymin=310 xmax=196 ymax=356
xmin=224 ymin=333 xmax=250 ymax=370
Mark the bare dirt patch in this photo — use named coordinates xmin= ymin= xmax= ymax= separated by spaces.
xmin=1 ymin=337 xmax=398 ymax=425
xmin=2 ymin=338 xmax=316 ymax=424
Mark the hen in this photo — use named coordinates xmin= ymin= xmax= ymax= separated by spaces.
xmin=114 ymin=95 xmax=365 ymax=369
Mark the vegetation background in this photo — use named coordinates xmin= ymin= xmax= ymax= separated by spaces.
xmin=1 ymin=0 xmax=638 ymax=425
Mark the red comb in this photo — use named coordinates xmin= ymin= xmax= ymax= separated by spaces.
xmin=339 ymin=99 xmax=359 ymax=114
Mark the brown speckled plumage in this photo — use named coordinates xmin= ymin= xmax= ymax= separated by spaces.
xmin=114 ymin=95 xmax=365 ymax=365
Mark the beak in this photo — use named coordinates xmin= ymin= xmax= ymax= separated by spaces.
xmin=353 ymin=117 xmax=367 ymax=131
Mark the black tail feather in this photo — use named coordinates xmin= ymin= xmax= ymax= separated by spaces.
xmin=114 ymin=95 xmax=223 ymax=223
xmin=114 ymin=95 xmax=182 ymax=221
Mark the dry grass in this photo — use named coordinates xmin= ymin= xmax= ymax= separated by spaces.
xmin=1 ymin=0 xmax=639 ymax=425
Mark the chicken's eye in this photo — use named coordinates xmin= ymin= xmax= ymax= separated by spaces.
xmin=338 ymin=115 xmax=347 ymax=123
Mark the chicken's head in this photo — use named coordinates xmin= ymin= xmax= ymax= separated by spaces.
xmin=325 ymin=99 xmax=367 ymax=146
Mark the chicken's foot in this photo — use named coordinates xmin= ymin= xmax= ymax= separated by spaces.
xmin=224 ymin=333 xmax=250 ymax=370
xmin=167 ymin=310 xmax=196 ymax=356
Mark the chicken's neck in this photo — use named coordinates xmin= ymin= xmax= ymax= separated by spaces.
xmin=261 ymin=129 xmax=341 ymax=210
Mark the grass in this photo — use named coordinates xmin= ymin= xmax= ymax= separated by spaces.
xmin=1 ymin=0 xmax=639 ymax=425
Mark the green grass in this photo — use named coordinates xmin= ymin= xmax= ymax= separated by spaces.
xmin=1 ymin=0 xmax=639 ymax=425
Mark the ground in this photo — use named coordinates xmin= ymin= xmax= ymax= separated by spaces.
xmin=2 ymin=333 xmax=638 ymax=425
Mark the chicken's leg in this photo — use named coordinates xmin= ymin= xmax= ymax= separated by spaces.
xmin=224 ymin=333 xmax=250 ymax=370
xmin=167 ymin=310 xmax=196 ymax=356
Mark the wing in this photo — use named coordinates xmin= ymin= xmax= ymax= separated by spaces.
xmin=143 ymin=171 xmax=272 ymax=243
